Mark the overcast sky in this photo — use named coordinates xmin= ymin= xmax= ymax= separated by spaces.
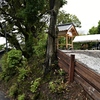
xmin=61 ymin=0 xmax=100 ymax=34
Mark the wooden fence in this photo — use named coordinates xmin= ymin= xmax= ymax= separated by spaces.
xmin=57 ymin=49 xmax=100 ymax=100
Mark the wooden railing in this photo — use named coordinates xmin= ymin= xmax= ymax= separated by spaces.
xmin=57 ymin=49 xmax=100 ymax=100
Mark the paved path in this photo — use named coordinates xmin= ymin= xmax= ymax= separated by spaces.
xmin=0 ymin=91 xmax=10 ymax=100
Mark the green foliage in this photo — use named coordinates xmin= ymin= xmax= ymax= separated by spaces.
xmin=34 ymin=33 xmax=47 ymax=57
xmin=57 ymin=10 xmax=81 ymax=27
xmin=1 ymin=53 xmax=8 ymax=72
xmin=49 ymin=79 xmax=67 ymax=93
xmin=58 ymin=37 xmax=66 ymax=49
xmin=17 ymin=67 xmax=29 ymax=82
xmin=49 ymin=81 xmax=56 ymax=92
xmin=0 ymin=0 xmax=70 ymax=99
xmin=30 ymin=77 xmax=41 ymax=93
xmin=7 ymin=50 xmax=22 ymax=68
xmin=0 ymin=53 xmax=11 ymax=81
xmin=73 ymin=42 xmax=81 ymax=50
xmin=18 ymin=94 xmax=25 ymax=100
xmin=73 ymin=42 xmax=94 ymax=50
xmin=9 ymin=83 xmax=18 ymax=97
xmin=24 ymin=0 xmax=48 ymax=23
xmin=89 ymin=26 xmax=98 ymax=34
xmin=59 ymin=37 xmax=66 ymax=44
xmin=49 ymin=69 xmax=67 ymax=93
xmin=0 ymin=49 xmax=31 ymax=99
xmin=97 ymin=21 xmax=100 ymax=34
xmin=1 ymin=49 xmax=27 ymax=81
xmin=89 ymin=20 xmax=100 ymax=34
xmin=0 ymin=44 xmax=5 ymax=50
xmin=59 ymin=0 xmax=67 ymax=7
xmin=48 ymin=69 xmax=67 ymax=94
xmin=0 ymin=0 xmax=49 ymax=59
xmin=58 ymin=69 xmax=65 ymax=76
xmin=24 ymin=33 xmax=34 ymax=57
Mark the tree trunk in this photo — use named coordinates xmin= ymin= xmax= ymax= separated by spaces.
xmin=44 ymin=0 xmax=62 ymax=74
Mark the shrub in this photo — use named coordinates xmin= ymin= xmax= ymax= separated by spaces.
xmin=1 ymin=53 xmax=8 ymax=72
xmin=49 ymin=81 xmax=56 ymax=92
xmin=9 ymin=83 xmax=18 ymax=97
xmin=58 ymin=69 xmax=65 ymax=76
xmin=17 ymin=67 xmax=29 ymax=82
xmin=7 ymin=49 xmax=23 ymax=68
xmin=18 ymin=94 xmax=25 ymax=100
xmin=49 ymin=79 xmax=67 ymax=93
xmin=30 ymin=77 xmax=41 ymax=93
xmin=1 ymin=49 xmax=29 ymax=99
xmin=1 ymin=49 xmax=27 ymax=81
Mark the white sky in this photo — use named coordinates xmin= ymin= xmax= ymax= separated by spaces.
xmin=0 ymin=37 xmax=6 ymax=45
xmin=61 ymin=0 xmax=100 ymax=34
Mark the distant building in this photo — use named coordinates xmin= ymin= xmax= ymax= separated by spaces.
xmin=57 ymin=23 xmax=78 ymax=49
xmin=73 ymin=34 xmax=100 ymax=50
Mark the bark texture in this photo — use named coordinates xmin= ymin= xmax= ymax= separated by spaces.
xmin=44 ymin=0 xmax=63 ymax=73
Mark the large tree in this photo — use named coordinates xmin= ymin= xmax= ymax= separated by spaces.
xmin=89 ymin=26 xmax=98 ymax=34
xmin=89 ymin=20 xmax=100 ymax=34
xmin=0 ymin=0 xmax=48 ymax=59
xmin=57 ymin=10 xmax=81 ymax=27
xmin=44 ymin=0 xmax=67 ymax=73
xmin=0 ymin=0 xmax=67 ymax=70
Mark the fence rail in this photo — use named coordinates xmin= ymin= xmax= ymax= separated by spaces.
xmin=57 ymin=49 xmax=100 ymax=100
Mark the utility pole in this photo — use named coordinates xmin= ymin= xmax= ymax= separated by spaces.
xmin=4 ymin=23 xmax=8 ymax=52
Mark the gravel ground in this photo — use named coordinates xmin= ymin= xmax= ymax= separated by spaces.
xmin=61 ymin=50 xmax=100 ymax=74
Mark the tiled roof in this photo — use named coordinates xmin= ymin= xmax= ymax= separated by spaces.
xmin=57 ymin=23 xmax=74 ymax=31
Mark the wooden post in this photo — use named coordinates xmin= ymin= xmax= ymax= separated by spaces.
xmin=57 ymin=37 xmax=59 ymax=49
xmin=66 ymin=35 xmax=68 ymax=49
xmin=69 ymin=55 xmax=75 ymax=82
xmin=71 ymin=37 xmax=73 ymax=49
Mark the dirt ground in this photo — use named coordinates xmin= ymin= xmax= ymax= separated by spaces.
xmin=65 ymin=81 xmax=93 ymax=100
xmin=0 ymin=73 xmax=94 ymax=100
